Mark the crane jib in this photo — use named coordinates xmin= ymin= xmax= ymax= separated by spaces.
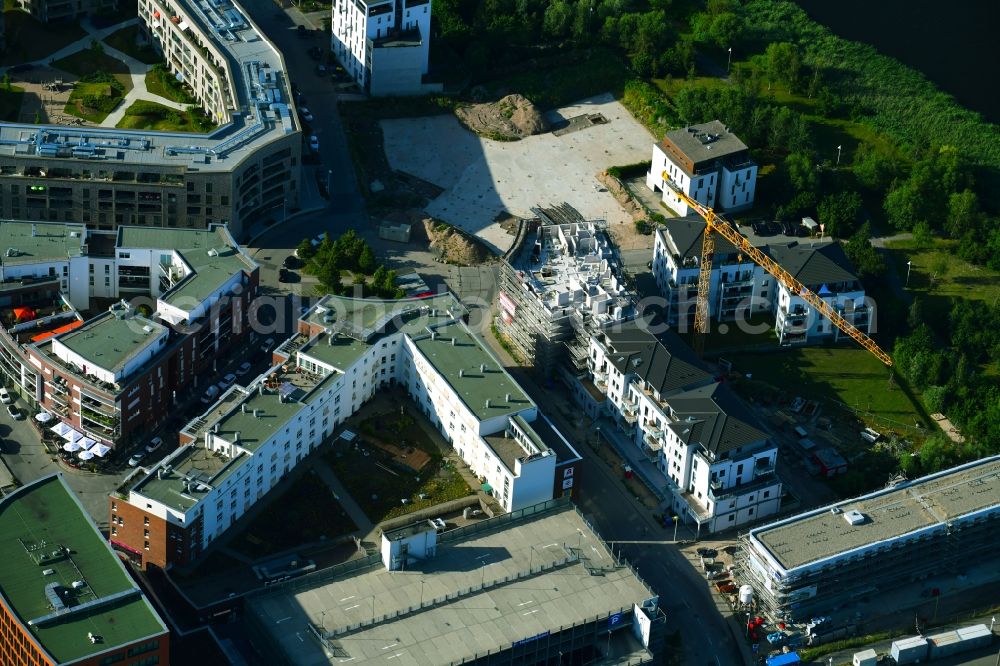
xmin=659 ymin=172 xmax=893 ymax=367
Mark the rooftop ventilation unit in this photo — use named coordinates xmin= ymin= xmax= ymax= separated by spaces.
xmin=843 ymin=510 xmax=866 ymax=526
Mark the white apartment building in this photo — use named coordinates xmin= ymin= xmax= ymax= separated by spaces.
xmin=588 ymin=319 xmax=781 ymax=534
xmin=330 ymin=0 xmax=432 ymax=96
xmin=645 ymin=120 xmax=757 ymax=216
xmin=651 ymin=218 xmax=871 ymax=344
xmin=114 ymin=293 xmax=578 ymax=570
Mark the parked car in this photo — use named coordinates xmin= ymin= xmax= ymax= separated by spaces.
xmin=283 ymin=255 xmax=300 ymax=269
xmin=696 ymin=547 xmax=718 ymax=559
xmin=221 ymin=372 xmax=237 ymax=387
xmin=0 ymin=388 xmax=11 ymax=405
xmin=200 ymin=384 xmax=220 ymax=404
xmin=309 ymin=135 xmax=320 ymax=152
xmin=236 ymin=361 xmax=253 ymax=376
xmin=299 ymin=107 xmax=314 ymax=122
xmin=860 ymin=427 xmax=882 ymax=444
xmin=6 ymin=405 xmax=23 ymax=420
xmin=261 ymin=337 xmax=275 ymax=354
xmin=146 ymin=437 xmax=163 ymax=454
xmin=430 ymin=518 xmax=446 ymax=531
xmin=128 ymin=452 xmax=145 ymax=467
xmin=278 ymin=268 xmax=292 ymax=283
xmin=314 ymin=64 xmax=327 ymax=76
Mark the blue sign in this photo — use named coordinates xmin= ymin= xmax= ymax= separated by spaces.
xmin=513 ymin=631 xmax=549 ymax=648
xmin=752 ymin=643 xmax=759 ymax=654
xmin=609 ymin=613 xmax=622 ymax=628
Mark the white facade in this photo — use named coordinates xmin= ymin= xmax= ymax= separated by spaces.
xmin=774 ymin=284 xmax=871 ymax=345
xmin=331 ymin=0 xmax=431 ymax=96
xmin=127 ymin=297 xmax=564 ymax=550
xmin=644 ymin=121 xmax=758 ymax=216
xmin=588 ymin=326 xmax=781 ymax=534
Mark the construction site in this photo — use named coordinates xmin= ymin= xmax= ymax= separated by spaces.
xmin=736 ymin=455 xmax=1000 ymax=625
xmin=495 ymin=203 xmax=636 ymax=379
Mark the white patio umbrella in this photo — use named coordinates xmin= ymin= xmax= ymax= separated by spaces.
xmin=50 ymin=421 xmax=72 ymax=437
xmin=90 ymin=443 xmax=111 ymax=458
xmin=62 ymin=441 xmax=82 ymax=452
xmin=61 ymin=429 xmax=83 ymax=443
xmin=78 ymin=437 xmax=97 ymax=450
xmin=77 ymin=449 xmax=94 ymax=461
xmin=35 ymin=412 xmax=53 ymax=423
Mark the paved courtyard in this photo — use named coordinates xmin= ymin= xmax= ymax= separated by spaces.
xmin=381 ymin=93 xmax=656 ymax=254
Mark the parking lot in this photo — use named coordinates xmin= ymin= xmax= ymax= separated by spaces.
xmin=381 ymin=93 xmax=655 ymax=254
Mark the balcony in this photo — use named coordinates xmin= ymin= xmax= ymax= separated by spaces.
xmin=707 ymin=473 xmax=779 ymax=502
xmin=593 ymin=371 xmax=608 ymax=389
xmin=622 ymin=402 xmax=638 ymax=424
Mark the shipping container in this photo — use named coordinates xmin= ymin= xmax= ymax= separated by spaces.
xmin=890 ymin=636 xmax=929 ymax=665
xmin=927 ymin=630 xmax=961 ymax=659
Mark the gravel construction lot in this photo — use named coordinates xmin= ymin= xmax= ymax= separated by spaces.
xmin=381 ymin=93 xmax=655 ymax=254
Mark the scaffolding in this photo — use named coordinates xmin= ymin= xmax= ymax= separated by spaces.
xmin=495 ymin=204 xmax=636 ymax=378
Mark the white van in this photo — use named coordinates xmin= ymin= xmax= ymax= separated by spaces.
xmin=0 ymin=388 xmax=11 ymax=404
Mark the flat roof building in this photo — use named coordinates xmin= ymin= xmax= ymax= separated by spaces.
xmin=245 ymin=497 xmax=664 ymax=665
xmin=0 ymin=0 xmax=300 ymax=238
xmin=112 ymin=293 xmax=578 ymax=571
xmin=0 ymin=474 xmax=169 ymax=666
xmin=0 ymin=221 xmax=257 ymax=448
xmin=738 ymin=455 xmax=1000 ymax=621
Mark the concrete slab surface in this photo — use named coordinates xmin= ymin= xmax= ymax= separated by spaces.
xmin=381 ymin=93 xmax=655 ymax=255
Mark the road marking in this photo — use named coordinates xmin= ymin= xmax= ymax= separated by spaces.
xmin=381 ymin=643 xmax=399 ymax=650
xmin=338 ymin=658 xmax=355 ymax=663
xmin=339 ymin=596 xmax=355 ymax=602
xmin=475 ymin=554 xmax=491 ymax=561
xmin=543 ymin=543 xmax=558 ymax=548
xmin=344 ymin=604 xmax=360 ymax=611
xmin=386 ymin=653 xmax=404 ymax=660
xmin=517 ymin=601 xmax=533 ymax=607
xmin=276 ymin=616 xmax=291 ymax=624
xmin=296 ymin=633 xmax=304 ymax=642
xmin=522 ymin=609 xmax=539 ymax=616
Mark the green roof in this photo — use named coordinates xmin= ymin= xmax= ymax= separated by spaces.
xmin=413 ymin=321 xmax=534 ymax=421
xmin=0 ymin=475 xmax=167 ymax=664
xmin=55 ymin=311 xmax=166 ymax=375
xmin=135 ymin=374 xmax=339 ymax=509
xmin=299 ymin=334 xmax=370 ymax=371
xmin=0 ymin=222 xmax=86 ymax=266
xmin=116 ymin=226 xmax=255 ymax=309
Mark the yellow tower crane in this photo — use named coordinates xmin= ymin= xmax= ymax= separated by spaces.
xmin=661 ymin=173 xmax=893 ymax=367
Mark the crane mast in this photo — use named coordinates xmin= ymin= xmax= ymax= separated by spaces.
xmin=662 ymin=173 xmax=893 ymax=367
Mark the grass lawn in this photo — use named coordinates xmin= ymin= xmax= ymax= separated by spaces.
xmin=53 ymin=49 xmax=134 ymax=91
xmin=326 ymin=406 xmax=474 ymax=523
xmin=229 ymin=471 xmax=357 ymax=560
xmin=0 ymin=9 xmax=86 ymax=65
xmin=0 ymin=84 xmax=25 ymax=121
xmin=479 ymin=47 xmax=632 ymax=110
xmin=64 ymin=80 xmax=124 ymax=123
xmin=884 ymin=238 xmax=1000 ymax=323
xmin=103 ymin=25 xmax=161 ymax=65
xmin=727 ymin=346 xmax=929 ymax=433
xmin=144 ymin=64 xmax=197 ymax=104
xmin=679 ymin=314 xmax=778 ymax=352
xmin=116 ymin=100 xmax=216 ymax=132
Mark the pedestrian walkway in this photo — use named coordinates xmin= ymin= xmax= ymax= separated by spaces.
xmin=592 ymin=414 xmax=672 ymax=505
xmin=310 ymin=456 xmax=375 ymax=537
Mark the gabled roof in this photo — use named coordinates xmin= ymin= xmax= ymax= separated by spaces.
xmin=603 ymin=319 xmax=713 ymax=396
xmin=765 ymin=241 xmax=858 ymax=287
xmin=656 ymin=216 xmax=743 ymax=261
xmin=665 ymin=382 xmax=768 ymax=456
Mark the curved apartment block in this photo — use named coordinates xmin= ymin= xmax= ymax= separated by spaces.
xmin=0 ymin=0 xmax=300 ymax=239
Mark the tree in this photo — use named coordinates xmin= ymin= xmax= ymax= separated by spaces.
xmin=911 ymin=220 xmax=934 ymax=248
xmin=371 ymin=265 xmax=388 ymax=292
xmin=907 ymin=296 xmax=925 ymax=329
xmin=852 ymin=143 xmax=898 ymax=192
xmin=816 ymin=191 xmax=862 ymax=238
xmin=543 ymin=0 xmax=573 ymax=39
xmin=784 ymin=151 xmax=818 ymax=194
xmin=764 ymin=42 xmax=801 ymax=90
xmin=358 ymin=245 xmax=376 ymax=273
xmin=843 ymin=223 xmax=885 ymax=281
xmin=945 ymin=189 xmax=980 ymax=238
xmin=2 ymin=73 xmax=10 ymax=91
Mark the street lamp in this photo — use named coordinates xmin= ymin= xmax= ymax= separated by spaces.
xmin=836 ymin=145 xmax=842 ymax=166
xmin=672 ymin=515 xmax=679 ymax=542
xmin=906 ymin=260 xmax=912 ymax=287
xmin=727 ymin=47 xmax=732 ymax=74
xmin=595 ymin=426 xmax=601 ymax=450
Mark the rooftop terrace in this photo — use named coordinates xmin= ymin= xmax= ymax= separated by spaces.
xmin=132 ymin=444 xmax=247 ymax=512
xmin=752 ymin=456 xmax=1000 ymax=572
xmin=0 ymin=475 xmax=166 ymax=664
xmin=248 ymin=500 xmax=655 ymax=665
xmin=303 ymin=293 xmax=466 ymax=342
xmin=413 ymin=321 xmax=534 ymax=422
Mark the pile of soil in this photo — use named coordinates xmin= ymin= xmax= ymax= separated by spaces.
xmin=455 ymin=94 xmax=549 ymax=141
xmin=423 ymin=218 xmax=493 ymax=266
